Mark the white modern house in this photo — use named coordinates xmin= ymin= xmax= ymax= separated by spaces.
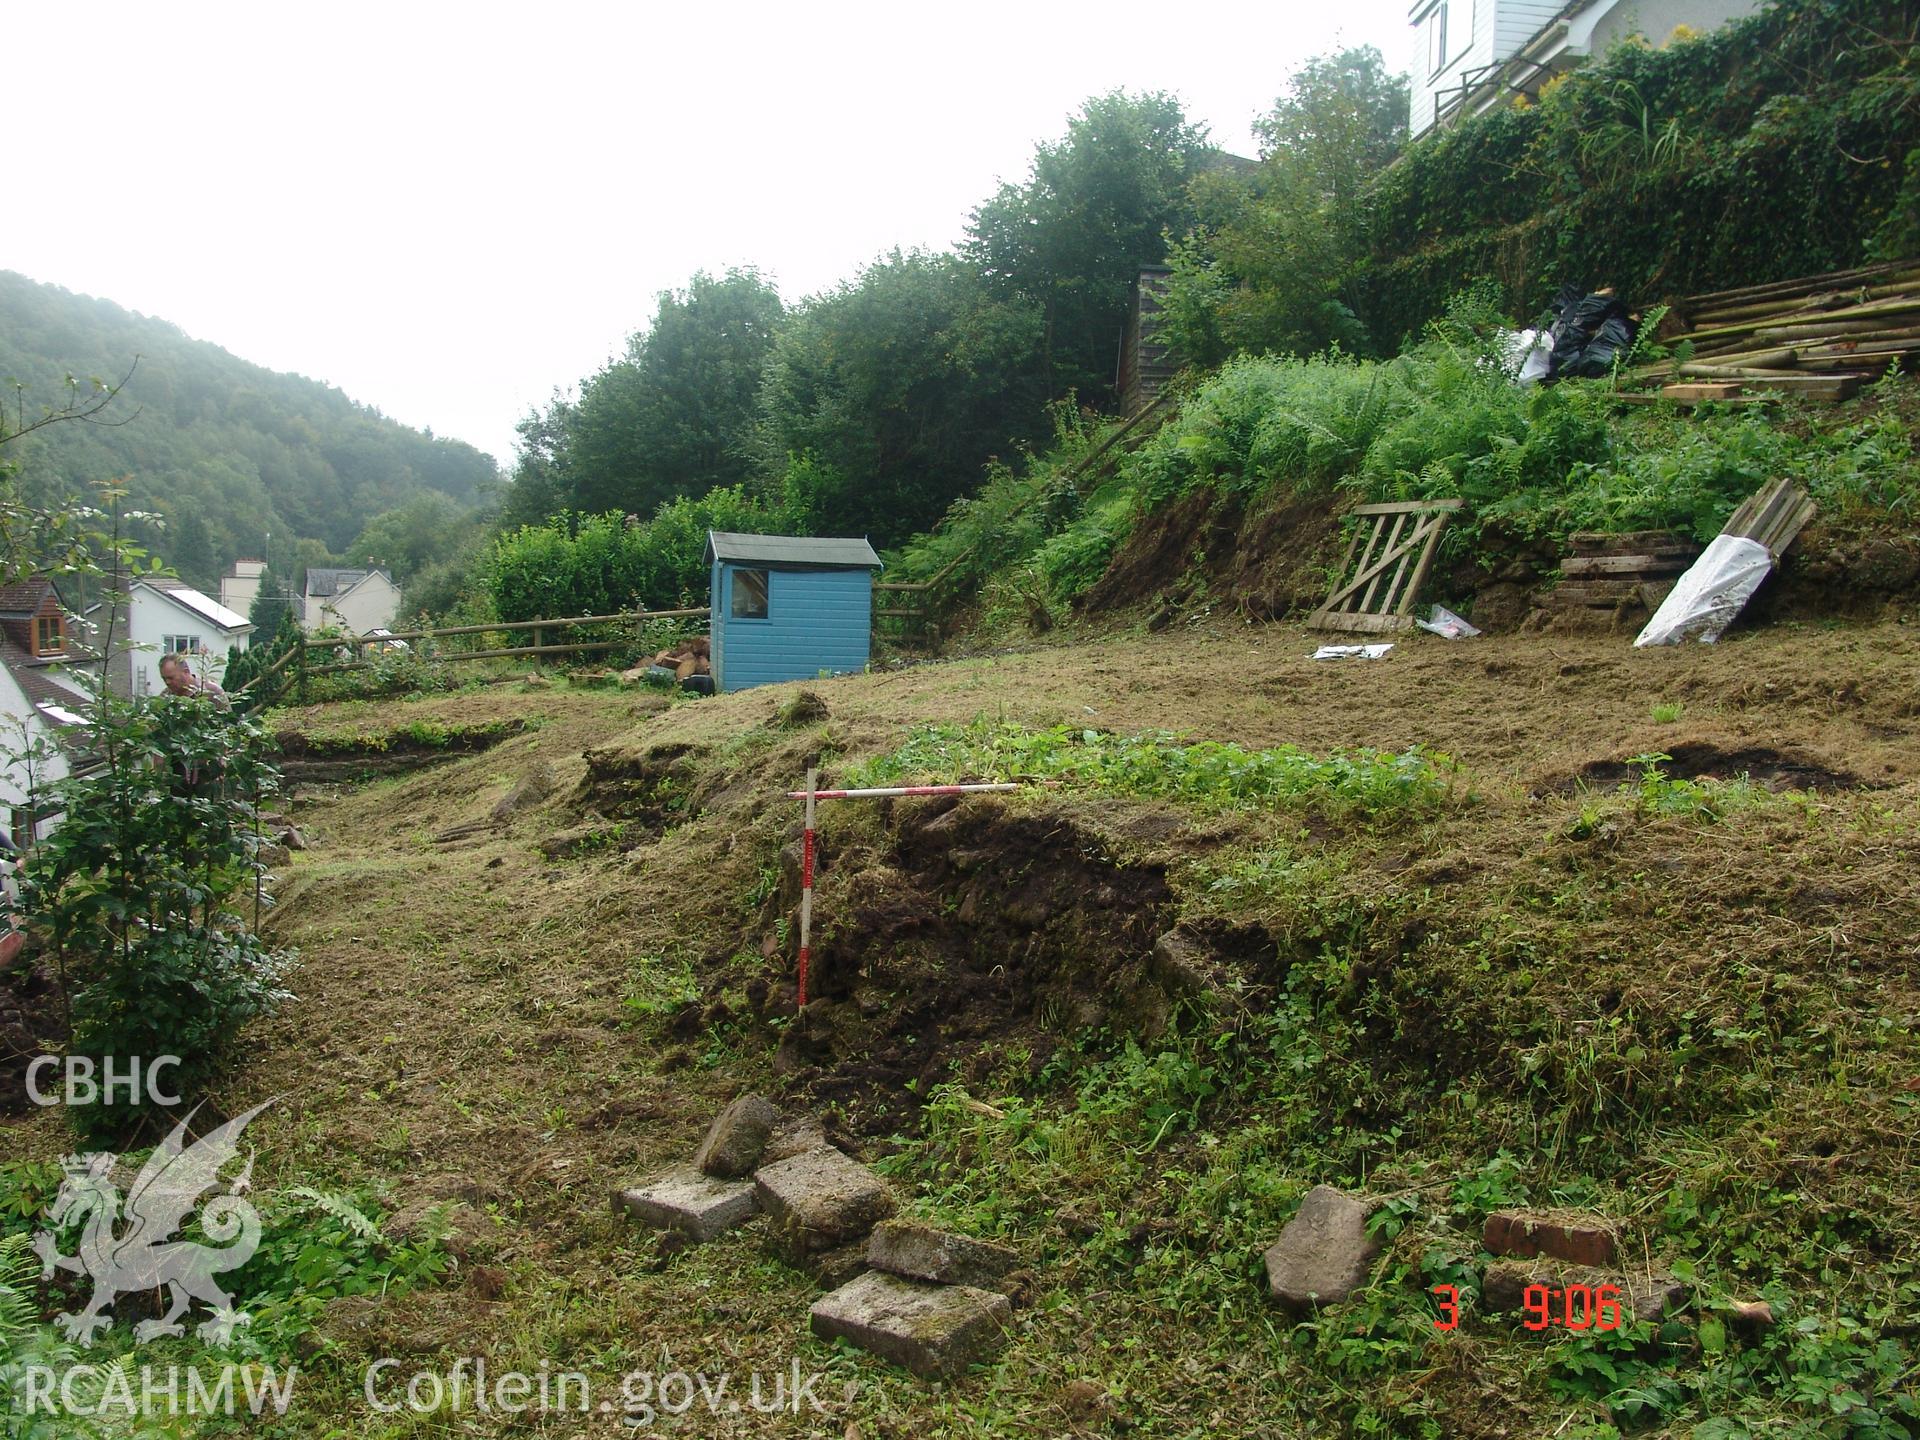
xmin=91 ymin=577 xmax=254 ymax=696
xmin=299 ymin=567 xmax=400 ymax=635
xmin=0 ymin=578 xmax=90 ymax=846
xmin=1409 ymin=0 xmax=1766 ymax=137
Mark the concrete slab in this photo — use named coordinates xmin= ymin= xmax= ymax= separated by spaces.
xmin=809 ymin=1271 xmax=1012 ymax=1378
xmin=868 ymin=1220 xmax=1018 ymax=1291
xmin=615 ymin=1167 xmax=758 ymax=1242
xmin=754 ymin=1146 xmax=895 ymax=1252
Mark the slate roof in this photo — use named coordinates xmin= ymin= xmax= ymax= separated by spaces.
xmin=0 ymin=636 xmax=91 ymax=729
xmin=303 ymin=567 xmax=392 ymax=599
xmin=705 ymin=532 xmax=883 ymax=570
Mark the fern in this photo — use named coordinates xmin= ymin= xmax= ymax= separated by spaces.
xmin=277 ymin=1187 xmax=381 ymax=1242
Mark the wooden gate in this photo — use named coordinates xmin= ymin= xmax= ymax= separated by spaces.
xmin=1308 ymin=499 xmax=1463 ymax=634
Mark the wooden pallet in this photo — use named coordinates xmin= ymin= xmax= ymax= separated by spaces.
xmin=1722 ymin=478 xmax=1817 ymax=557
xmin=1308 ymin=499 xmax=1463 ymax=634
xmin=1543 ymin=530 xmax=1702 ymax=631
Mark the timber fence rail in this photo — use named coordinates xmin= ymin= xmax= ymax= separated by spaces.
xmin=872 ymin=391 xmax=1178 ymax=636
xmin=237 ymin=605 xmax=711 ymax=710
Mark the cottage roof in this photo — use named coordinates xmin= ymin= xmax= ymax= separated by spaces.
xmin=0 ymin=577 xmax=60 ymax=620
xmin=705 ymin=532 xmax=883 ymax=570
xmin=0 ymin=636 xmax=91 ymax=729
xmin=304 ymin=567 xmax=392 ymax=599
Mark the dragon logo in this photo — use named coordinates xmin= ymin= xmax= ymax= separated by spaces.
xmin=31 ymin=1101 xmax=272 ymax=1345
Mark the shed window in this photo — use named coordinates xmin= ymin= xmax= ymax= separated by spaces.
xmin=731 ymin=569 xmax=769 ymax=619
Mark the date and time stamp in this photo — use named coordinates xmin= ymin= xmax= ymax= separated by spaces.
xmin=1432 ymin=1283 xmax=1626 ymax=1332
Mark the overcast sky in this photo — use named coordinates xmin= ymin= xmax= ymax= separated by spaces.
xmin=7 ymin=1 xmax=1413 ymax=468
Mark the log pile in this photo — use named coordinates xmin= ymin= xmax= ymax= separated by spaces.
xmin=621 ymin=636 xmax=711 ymax=684
xmin=1636 ymin=258 xmax=1920 ymax=403
xmin=1541 ymin=531 xmax=1702 ymax=631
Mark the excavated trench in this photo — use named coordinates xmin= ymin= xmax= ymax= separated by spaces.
xmin=725 ymin=795 xmax=1291 ymax=1137
xmin=1558 ymin=741 xmax=1874 ymax=794
xmin=273 ymin=720 xmax=526 ymax=784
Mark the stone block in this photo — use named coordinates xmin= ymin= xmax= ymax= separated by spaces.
xmin=614 ymin=1167 xmax=757 ymax=1242
xmin=1263 ymin=1185 xmax=1378 ymax=1311
xmin=867 ymin=1220 xmax=1018 ymax=1291
xmin=809 ymin=1271 xmax=1011 ymax=1379
xmin=762 ymin=1113 xmax=828 ymax=1165
xmin=691 ymin=1094 xmax=779 ymax=1179
xmin=754 ymin=1146 xmax=895 ymax=1252
xmin=783 ymin=1239 xmax=869 ymax=1290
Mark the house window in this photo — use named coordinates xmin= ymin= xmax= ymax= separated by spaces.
xmin=33 ymin=615 xmax=63 ymax=655
xmin=163 ymin=635 xmax=200 ymax=655
xmin=1428 ymin=3 xmax=1450 ymax=76
xmin=731 ymin=569 xmax=770 ymax=620
xmin=9 ymin=806 xmax=35 ymax=851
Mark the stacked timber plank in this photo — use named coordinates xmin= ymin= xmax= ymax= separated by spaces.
xmin=1543 ymin=531 xmax=1702 ymax=630
xmin=1636 ymin=258 xmax=1920 ymax=402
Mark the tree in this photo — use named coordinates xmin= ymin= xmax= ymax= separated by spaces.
xmin=249 ymin=565 xmax=292 ymax=633
xmin=346 ymin=492 xmax=479 ymax=581
xmin=166 ymin=503 xmax=218 ymax=588
xmin=502 ymin=269 xmax=785 ymax=524
xmin=965 ymin=91 xmax=1214 ymax=404
xmin=754 ymin=251 xmax=1046 ymax=544
xmin=1161 ymin=48 xmax=1410 ymax=364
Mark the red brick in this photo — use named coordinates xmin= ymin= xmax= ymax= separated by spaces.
xmin=1482 ymin=1210 xmax=1618 ymax=1267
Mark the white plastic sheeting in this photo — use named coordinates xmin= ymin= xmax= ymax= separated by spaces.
xmin=1498 ymin=328 xmax=1553 ymax=385
xmin=1417 ymin=605 xmax=1482 ymax=639
xmin=1633 ymin=535 xmax=1774 ymax=646
xmin=1312 ymin=643 xmax=1394 ymax=660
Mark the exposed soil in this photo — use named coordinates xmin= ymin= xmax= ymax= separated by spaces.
xmin=0 ymin=960 xmax=68 ymax=1114
xmin=760 ymin=797 xmax=1185 ymax=1136
xmin=1080 ymin=487 xmax=1344 ymax=621
xmin=1557 ymin=740 xmax=1875 ymax=793
xmin=272 ymin=719 xmax=525 ymax=782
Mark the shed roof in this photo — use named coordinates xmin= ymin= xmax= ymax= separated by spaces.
xmin=706 ymin=532 xmax=882 ymax=570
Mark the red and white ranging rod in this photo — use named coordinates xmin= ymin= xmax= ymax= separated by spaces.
xmin=787 ymin=771 xmax=1030 ymax=1007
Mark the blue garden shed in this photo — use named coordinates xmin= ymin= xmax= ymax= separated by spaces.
xmin=705 ymin=531 xmax=883 ymax=693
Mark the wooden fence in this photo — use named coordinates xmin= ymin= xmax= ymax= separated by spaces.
xmin=239 ymin=606 xmax=709 ymax=711
xmin=238 ymin=397 xmax=1182 ymax=707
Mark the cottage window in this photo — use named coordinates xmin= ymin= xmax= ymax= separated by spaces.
xmin=731 ymin=569 xmax=770 ymax=620
xmin=33 ymin=615 xmax=63 ymax=655
xmin=163 ymin=635 xmax=199 ymax=654
xmin=1427 ymin=3 xmax=1449 ymax=76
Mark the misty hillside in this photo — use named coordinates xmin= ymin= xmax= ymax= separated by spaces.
xmin=0 ymin=270 xmax=499 ymax=587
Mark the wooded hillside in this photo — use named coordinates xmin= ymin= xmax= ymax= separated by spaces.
xmin=0 ymin=271 xmax=500 ymax=588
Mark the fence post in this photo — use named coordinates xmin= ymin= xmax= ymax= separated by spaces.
xmin=798 ymin=767 xmax=817 ymax=1010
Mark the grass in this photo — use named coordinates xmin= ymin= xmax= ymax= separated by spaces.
xmin=3 ymin=621 xmax=1918 ymax=1436
xmin=852 ymin=720 xmax=1456 ymax=821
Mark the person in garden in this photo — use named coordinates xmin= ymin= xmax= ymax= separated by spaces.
xmin=159 ymin=651 xmax=228 ymax=706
